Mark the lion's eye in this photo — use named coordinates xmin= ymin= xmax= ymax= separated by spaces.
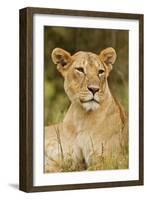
xmin=98 ymin=69 xmax=105 ymax=75
xmin=75 ymin=67 xmax=85 ymax=74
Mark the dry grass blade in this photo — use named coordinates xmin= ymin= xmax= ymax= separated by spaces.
xmin=55 ymin=126 xmax=64 ymax=161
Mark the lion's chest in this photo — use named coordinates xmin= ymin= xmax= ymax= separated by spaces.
xmin=75 ymin=111 xmax=122 ymax=139
xmin=74 ymin=112 xmax=122 ymax=163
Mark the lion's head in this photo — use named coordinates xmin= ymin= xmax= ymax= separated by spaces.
xmin=52 ymin=47 xmax=116 ymax=112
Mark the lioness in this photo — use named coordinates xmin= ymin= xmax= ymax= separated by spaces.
xmin=45 ymin=47 xmax=128 ymax=172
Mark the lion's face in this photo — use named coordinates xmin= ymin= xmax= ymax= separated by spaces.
xmin=52 ymin=48 xmax=116 ymax=112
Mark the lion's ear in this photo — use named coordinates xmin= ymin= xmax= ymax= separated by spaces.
xmin=51 ymin=48 xmax=72 ymax=74
xmin=99 ymin=47 xmax=117 ymax=75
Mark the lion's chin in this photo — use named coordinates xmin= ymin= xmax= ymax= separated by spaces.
xmin=82 ymin=101 xmax=100 ymax=112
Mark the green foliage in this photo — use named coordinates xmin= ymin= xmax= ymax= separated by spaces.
xmin=44 ymin=26 xmax=128 ymax=125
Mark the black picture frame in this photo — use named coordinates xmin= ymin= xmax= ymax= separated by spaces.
xmin=19 ymin=7 xmax=144 ymax=192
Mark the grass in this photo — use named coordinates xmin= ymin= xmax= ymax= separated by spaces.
xmin=45 ymin=128 xmax=128 ymax=173
xmin=45 ymin=127 xmax=86 ymax=172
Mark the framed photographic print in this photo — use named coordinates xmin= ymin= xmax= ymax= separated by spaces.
xmin=19 ymin=7 xmax=144 ymax=192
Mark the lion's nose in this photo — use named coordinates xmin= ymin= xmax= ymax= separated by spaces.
xmin=87 ymin=86 xmax=99 ymax=95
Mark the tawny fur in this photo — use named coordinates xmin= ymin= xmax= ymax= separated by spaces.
xmin=45 ymin=47 xmax=128 ymax=172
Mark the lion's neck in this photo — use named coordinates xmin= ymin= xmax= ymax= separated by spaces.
xmin=63 ymin=87 xmax=117 ymax=131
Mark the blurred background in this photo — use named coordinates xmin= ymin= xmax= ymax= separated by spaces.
xmin=44 ymin=26 xmax=128 ymax=126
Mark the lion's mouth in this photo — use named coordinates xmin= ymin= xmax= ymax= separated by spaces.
xmin=80 ymin=98 xmax=99 ymax=104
